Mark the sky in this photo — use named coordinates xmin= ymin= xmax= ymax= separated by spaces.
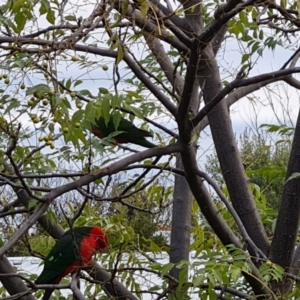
xmin=1 ymin=0 xmax=299 ymax=172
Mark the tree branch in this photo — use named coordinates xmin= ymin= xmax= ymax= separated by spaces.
xmin=0 ymin=144 xmax=181 ymax=257
xmin=193 ymin=66 xmax=300 ymax=127
xmin=70 ymin=274 xmax=87 ymax=300
xmin=179 ymin=146 xmax=271 ymax=297
xmin=0 ymin=256 xmax=35 ymax=300
xmin=269 ymin=108 xmax=300 ymax=292
xmin=143 ymin=32 xmax=184 ymax=96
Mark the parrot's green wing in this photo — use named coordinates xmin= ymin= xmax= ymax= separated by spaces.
xmin=93 ymin=116 xmax=157 ymax=148
xmin=117 ymin=118 xmax=153 ymax=138
xmin=35 ymin=227 xmax=92 ymax=284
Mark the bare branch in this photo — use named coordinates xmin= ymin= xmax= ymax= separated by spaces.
xmin=144 ymin=32 xmax=184 ymax=97
xmin=70 ymin=274 xmax=87 ymax=300
xmin=193 ymin=66 xmax=300 ymax=127
xmin=123 ymin=52 xmax=178 ymax=116
xmin=0 ymin=144 xmax=181 ymax=257
xmin=0 ymin=256 xmax=35 ymax=300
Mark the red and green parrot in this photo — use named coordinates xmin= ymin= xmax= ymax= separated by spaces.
xmin=91 ymin=116 xmax=157 ymax=148
xmin=35 ymin=226 xmax=108 ymax=300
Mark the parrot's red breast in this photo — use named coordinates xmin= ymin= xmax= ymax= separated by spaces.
xmin=51 ymin=226 xmax=108 ymax=283
xmin=35 ymin=226 xmax=108 ymax=300
xmin=35 ymin=226 xmax=108 ymax=299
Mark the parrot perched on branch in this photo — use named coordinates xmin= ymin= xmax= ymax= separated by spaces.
xmin=91 ymin=116 xmax=157 ymax=148
xmin=35 ymin=226 xmax=108 ymax=300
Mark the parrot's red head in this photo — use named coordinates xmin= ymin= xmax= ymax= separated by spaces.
xmin=90 ymin=226 xmax=108 ymax=250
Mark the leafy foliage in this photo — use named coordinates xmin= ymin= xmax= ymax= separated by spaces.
xmin=0 ymin=0 xmax=300 ymax=299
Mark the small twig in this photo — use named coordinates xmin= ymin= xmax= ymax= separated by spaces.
xmin=4 ymin=124 xmax=43 ymax=202
xmin=217 ymin=284 xmax=226 ymax=299
xmin=128 ymin=48 xmax=179 ymax=101
xmin=17 ymin=134 xmax=62 ymax=169
xmin=0 ymin=198 xmax=22 ymax=213
xmin=59 ymin=0 xmax=68 ymax=24
xmin=109 ymin=245 xmax=123 ymax=297
xmin=101 ymin=175 xmax=112 ymax=198
xmin=72 ymin=193 xmax=89 ymax=223
xmin=196 ymin=169 xmax=267 ymax=260
xmin=280 ymin=45 xmax=300 ymax=70
xmin=0 ymin=172 xmax=86 ymax=179
xmin=0 ymin=290 xmax=34 ymax=300
xmin=0 ymin=175 xmax=51 ymax=193
xmin=120 ymin=156 xmax=163 ymax=195
xmin=0 ymin=208 xmax=28 ymax=218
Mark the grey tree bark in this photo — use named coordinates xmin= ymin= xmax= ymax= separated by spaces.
xmin=169 ymin=157 xmax=192 ymax=286
xmin=198 ymin=45 xmax=270 ymax=255
xmin=269 ymin=108 xmax=300 ymax=293
xmin=0 ymin=255 xmax=35 ymax=300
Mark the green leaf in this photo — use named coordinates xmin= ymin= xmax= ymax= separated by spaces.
xmin=241 ymin=54 xmax=250 ymax=63
xmin=116 ymin=45 xmax=124 ymax=64
xmin=160 ymin=263 xmax=175 ymax=276
xmin=285 ymin=172 xmax=300 ymax=184
xmin=79 ymin=89 xmax=93 ymax=96
xmin=192 ymin=275 xmax=204 ymax=286
xmin=207 ymin=273 xmax=215 ymax=285
xmin=72 ymin=110 xmax=84 ymax=123
xmin=85 ymin=102 xmax=98 ymax=124
xmin=123 ymin=103 xmax=144 ymax=119
xmin=126 ymin=91 xmax=143 ymax=99
xmin=140 ymin=0 xmax=149 ymax=17
xmin=176 ymin=259 xmax=189 ymax=269
xmin=15 ymin=11 xmax=26 ymax=33
xmin=212 ymin=269 xmax=223 ymax=284
xmin=102 ymin=98 xmax=111 ymax=124
xmin=178 ymin=269 xmax=187 ymax=287
xmin=12 ymin=0 xmax=26 ymax=13
xmin=112 ymin=111 xmax=121 ymax=130
xmin=5 ymin=99 xmax=20 ymax=113
xmin=74 ymin=80 xmax=83 ymax=87
xmin=247 ymin=165 xmax=286 ymax=181
xmin=111 ymin=95 xmax=121 ymax=108
xmin=239 ymin=11 xmax=248 ymax=25
xmin=66 ymin=78 xmax=72 ymax=89
xmin=26 ymin=84 xmax=50 ymax=96
xmin=46 ymin=10 xmax=55 ymax=24
xmin=230 ymin=267 xmax=241 ymax=282
xmin=99 ymin=87 xmax=109 ymax=95
xmin=65 ymin=15 xmax=77 ymax=22
xmin=28 ymin=199 xmax=38 ymax=210
xmin=39 ymin=0 xmax=50 ymax=15
xmin=251 ymin=41 xmax=260 ymax=53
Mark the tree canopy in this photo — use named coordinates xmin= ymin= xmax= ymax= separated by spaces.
xmin=0 ymin=0 xmax=300 ymax=299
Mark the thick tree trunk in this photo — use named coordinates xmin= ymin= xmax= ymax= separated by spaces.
xmin=169 ymin=157 xmax=192 ymax=285
xmin=199 ymin=46 xmax=270 ymax=255
xmin=269 ymin=109 xmax=300 ymax=294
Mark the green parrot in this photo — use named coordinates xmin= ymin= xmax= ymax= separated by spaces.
xmin=91 ymin=116 xmax=157 ymax=148
xmin=35 ymin=226 xmax=108 ymax=300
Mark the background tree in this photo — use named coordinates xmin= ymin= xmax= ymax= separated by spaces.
xmin=0 ymin=0 xmax=300 ymax=299
xmin=206 ymin=126 xmax=292 ymax=235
